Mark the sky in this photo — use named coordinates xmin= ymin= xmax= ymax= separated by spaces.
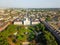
xmin=0 ymin=0 xmax=60 ymax=8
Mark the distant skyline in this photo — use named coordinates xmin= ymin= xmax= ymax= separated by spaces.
xmin=0 ymin=0 xmax=60 ymax=8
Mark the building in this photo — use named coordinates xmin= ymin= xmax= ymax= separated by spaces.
xmin=14 ymin=18 xmax=23 ymax=25
xmin=57 ymin=22 xmax=60 ymax=30
xmin=24 ymin=17 xmax=30 ymax=25
xmin=32 ymin=19 xmax=40 ymax=25
xmin=14 ymin=18 xmax=40 ymax=25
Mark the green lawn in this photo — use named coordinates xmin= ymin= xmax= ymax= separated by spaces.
xmin=0 ymin=24 xmax=35 ymax=45
xmin=0 ymin=24 xmax=58 ymax=45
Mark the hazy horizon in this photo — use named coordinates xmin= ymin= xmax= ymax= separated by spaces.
xmin=0 ymin=0 xmax=60 ymax=8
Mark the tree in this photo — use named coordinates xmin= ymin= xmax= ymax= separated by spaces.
xmin=28 ymin=32 xmax=35 ymax=41
xmin=35 ymin=23 xmax=45 ymax=32
xmin=44 ymin=31 xmax=58 ymax=45
xmin=0 ymin=36 xmax=9 ymax=45
xmin=46 ymin=15 xmax=51 ymax=21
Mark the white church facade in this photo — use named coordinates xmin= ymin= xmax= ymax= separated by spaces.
xmin=24 ymin=18 xmax=30 ymax=25
xmin=14 ymin=17 xmax=40 ymax=25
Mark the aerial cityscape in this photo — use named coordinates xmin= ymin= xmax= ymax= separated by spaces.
xmin=0 ymin=8 xmax=60 ymax=45
xmin=0 ymin=0 xmax=60 ymax=45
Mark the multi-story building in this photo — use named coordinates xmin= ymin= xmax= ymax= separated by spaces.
xmin=14 ymin=18 xmax=22 ymax=25
xmin=14 ymin=17 xmax=40 ymax=25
